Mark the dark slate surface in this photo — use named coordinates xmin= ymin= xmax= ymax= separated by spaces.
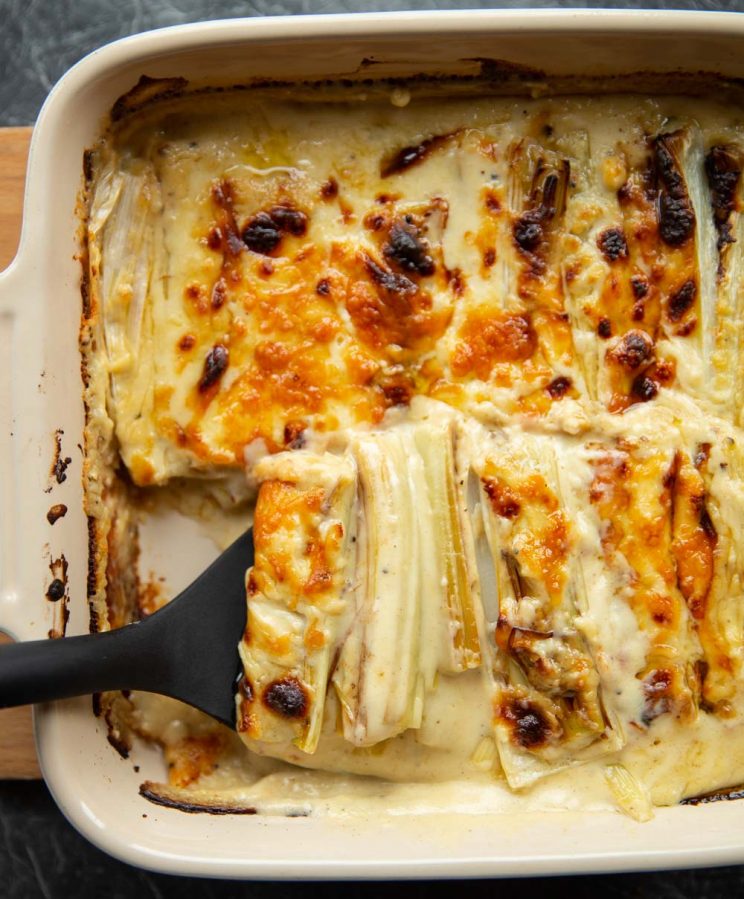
xmin=4 ymin=779 xmax=744 ymax=898
xmin=3 ymin=0 xmax=744 ymax=893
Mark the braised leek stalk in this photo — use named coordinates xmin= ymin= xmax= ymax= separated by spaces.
xmin=501 ymin=137 xmax=585 ymax=411
xmin=413 ymin=418 xmax=481 ymax=674
xmin=332 ymin=414 xmax=483 ymax=747
xmin=563 ymin=125 xmax=730 ymax=417
xmin=585 ymin=434 xmax=702 ymax=726
xmin=704 ymin=142 xmax=744 ymax=426
xmin=87 ymin=153 xmax=168 ymax=484
xmin=604 ymin=764 xmax=654 ymax=822
xmin=470 ymin=428 xmax=621 ymax=787
xmin=89 ymin=159 xmax=160 ymax=377
xmin=236 ymin=451 xmax=356 ymax=754
xmin=333 ymin=430 xmax=425 ymax=746
xmin=654 ymin=129 xmax=719 ymax=401
xmin=674 ymin=413 xmax=744 ymax=710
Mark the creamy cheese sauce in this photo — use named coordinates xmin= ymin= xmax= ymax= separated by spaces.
xmin=85 ymin=84 xmax=744 ymax=819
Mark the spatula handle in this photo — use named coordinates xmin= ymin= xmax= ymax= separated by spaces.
xmin=0 ymin=622 xmax=163 ymax=707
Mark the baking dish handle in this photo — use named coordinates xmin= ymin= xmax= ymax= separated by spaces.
xmin=0 ymin=258 xmax=41 ymax=642
xmin=0 ymin=262 xmax=20 ymax=637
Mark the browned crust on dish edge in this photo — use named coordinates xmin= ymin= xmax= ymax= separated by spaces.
xmin=139 ymin=781 xmax=258 ymax=815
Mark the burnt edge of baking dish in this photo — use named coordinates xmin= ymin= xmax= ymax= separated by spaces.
xmin=105 ymin=63 xmax=744 ymax=125
xmin=139 ymin=781 xmax=258 ymax=815
xmin=79 ymin=65 xmax=744 ymax=813
xmin=111 ymin=75 xmax=189 ymax=122
xmin=681 ymin=784 xmax=744 ymax=806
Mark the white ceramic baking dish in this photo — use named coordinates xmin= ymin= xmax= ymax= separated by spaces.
xmin=5 ymin=9 xmax=744 ymax=878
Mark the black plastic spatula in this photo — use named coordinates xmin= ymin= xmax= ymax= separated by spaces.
xmin=0 ymin=529 xmax=253 ymax=728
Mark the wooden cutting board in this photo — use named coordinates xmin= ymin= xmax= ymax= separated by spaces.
xmin=0 ymin=126 xmax=42 ymax=779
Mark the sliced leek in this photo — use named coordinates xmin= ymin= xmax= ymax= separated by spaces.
xmin=468 ymin=427 xmax=621 ymax=788
xmin=333 ymin=429 xmax=425 ymax=746
xmin=237 ymin=450 xmax=357 ymax=753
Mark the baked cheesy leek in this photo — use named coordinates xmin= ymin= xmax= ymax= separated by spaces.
xmin=82 ymin=81 xmax=744 ymax=819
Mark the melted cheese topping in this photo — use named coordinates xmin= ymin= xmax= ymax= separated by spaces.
xmin=86 ymin=85 xmax=744 ymax=818
xmin=88 ymin=90 xmax=744 ymax=485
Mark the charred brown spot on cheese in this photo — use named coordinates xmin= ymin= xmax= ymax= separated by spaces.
xmin=631 ymin=275 xmax=649 ymax=299
xmin=667 ymin=278 xmax=697 ymax=322
xmin=206 ymin=226 xmax=222 ymax=251
xmin=597 ymin=227 xmax=629 ymax=262
xmin=46 ymin=504 xmax=68 ymax=525
xmin=364 ymin=255 xmax=417 ymax=296
xmin=379 ymin=371 xmax=413 ymax=407
xmin=482 ymin=477 xmax=521 ymax=519
xmin=700 ymin=508 xmax=717 ymax=542
xmin=211 ymin=180 xmax=244 ymax=257
xmin=380 ymin=133 xmax=453 ymax=177
xmin=500 ymin=696 xmax=553 ymax=749
xmin=283 ymin=421 xmax=307 ymax=449
xmin=178 ymin=334 xmax=196 ymax=352
xmin=597 ymin=317 xmax=612 ymax=339
xmin=246 ymin=571 xmax=259 ymax=597
xmin=513 ymin=216 xmax=543 ymax=253
xmin=641 ymin=668 xmax=674 ymax=725
xmin=485 ymin=192 xmax=501 ymax=214
xmin=316 ymin=278 xmax=331 ymax=296
xmin=483 ymin=247 xmax=496 ymax=268
xmin=363 ymin=212 xmax=386 ymax=232
xmin=270 ymin=205 xmax=308 ymax=236
xmin=241 ymin=212 xmax=282 ymax=255
xmin=241 ymin=205 xmax=308 ymax=255
xmin=609 ymin=329 xmax=655 ymax=370
xmin=263 ymin=677 xmax=309 ymax=719
xmin=446 ymin=267 xmax=466 ymax=297
xmin=513 ymin=158 xmax=570 ymax=272
xmin=198 ymin=344 xmax=229 ymax=393
xmin=631 ymin=373 xmax=659 ymax=402
xmin=211 ymin=277 xmax=227 ymax=310
xmin=546 ymin=375 xmax=572 ymax=398
xmin=383 ymin=221 xmax=435 ymax=277
xmin=320 ymin=177 xmax=339 ymax=200
xmin=654 ymin=359 xmax=676 ymax=384
xmin=46 ymin=578 xmax=66 ymax=602
xmin=653 ymin=133 xmax=696 ymax=247
xmin=705 ymin=144 xmax=742 ymax=256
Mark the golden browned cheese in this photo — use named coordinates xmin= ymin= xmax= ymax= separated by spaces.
xmin=87 ymin=92 xmax=744 ymax=487
xmin=472 ymin=433 xmax=620 ymax=787
xmin=588 ymin=440 xmax=701 ymax=724
xmin=85 ymin=86 xmax=744 ymax=815
xmin=165 ymin=733 xmax=228 ymax=789
xmin=236 ymin=451 xmax=356 ymax=754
